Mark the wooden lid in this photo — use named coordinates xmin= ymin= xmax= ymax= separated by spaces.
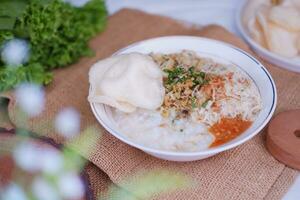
xmin=267 ymin=110 xmax=300 ymax=170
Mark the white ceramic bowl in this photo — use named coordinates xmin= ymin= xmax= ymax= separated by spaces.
xmin=90 ymin=36 xmax=277 ymax=162
xmin=236 ymin=0 xmax=300 ymax=73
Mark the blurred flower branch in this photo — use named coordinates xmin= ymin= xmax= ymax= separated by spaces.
xmin=0 ymin=1 xmax=191 ymax=198
xmin=0 ymin=82 xmax=191 ymax=200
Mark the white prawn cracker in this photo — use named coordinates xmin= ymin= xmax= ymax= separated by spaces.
xmin=256 ymin=5 xmax=298 ymax=57
xmin=269 ymin=6 xmax=300 ymax=32
xmin=88 ymin=53 xmax=165 ymax=113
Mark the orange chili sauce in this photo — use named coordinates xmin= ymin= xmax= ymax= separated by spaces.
xmin=209 ymin=117 xmax=252 ymax=147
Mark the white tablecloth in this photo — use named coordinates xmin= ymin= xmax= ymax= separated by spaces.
xmin=106 ymin=1 xmax=300 ymax=199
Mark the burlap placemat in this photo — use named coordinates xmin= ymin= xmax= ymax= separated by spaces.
xmin=1 ymin=9 xmax=299 ymax=200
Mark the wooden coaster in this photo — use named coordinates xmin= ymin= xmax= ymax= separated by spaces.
xmin=267 ymin=110 xmax=300 ymax=170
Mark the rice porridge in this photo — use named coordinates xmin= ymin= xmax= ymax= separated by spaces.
xmin=112 ymin=50 xmax=262 ymax=152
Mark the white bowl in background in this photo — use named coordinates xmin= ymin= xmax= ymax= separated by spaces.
xmin=236 ymin=0 xmax=300 ymax=73
xmin=90 ymin=36 xmax=277 ymax=162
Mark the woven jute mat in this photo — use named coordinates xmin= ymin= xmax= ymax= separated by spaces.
xmin=0 ymin=9 xmax=299 ymax=200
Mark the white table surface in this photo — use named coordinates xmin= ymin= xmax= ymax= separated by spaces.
xmin=105 ymin=1 xmax=300 ymax=199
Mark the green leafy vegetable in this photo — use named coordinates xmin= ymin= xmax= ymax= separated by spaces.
xmin=0 ymin=0 xmax=107 ymax=91
xmin=0 ymin=0 xmax=28 ymax=30
xmin=0 ymin=0 xmax=28 ymax=18
xmin=0 ymin=17 xmax=17 ymax=30
xmin=0 ymin=64 xmax=52 ymax=91
xmin=16 ymin=0 xmax=107 ymax=69
xmin=0 ymin=31 xmax=14 ymax=44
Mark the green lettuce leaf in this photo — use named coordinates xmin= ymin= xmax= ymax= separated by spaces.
xmin=0 ymin=0 xmax=107 ymax=92
xmin=0 ymin=64 xmax=52 ymax=91
xmin=15 ymin=0 xmax=107 ymax=69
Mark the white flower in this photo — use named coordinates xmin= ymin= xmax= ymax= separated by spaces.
xmin=32 ymin=177 xmax=61 ymax=200
xmin=13 ymin=140 xmax=64 ymax=175
xmin=15 ymin=83 xmax=45 ymax=117
xmin=13 ymin=141 xmax=42 ymax=172
xmin=39 ymin=147 xmax=64 ymax=175
xmin=55 ymin=107 xmax=81 ymax=138
xmin=58 ymin=172 xmax=84 ymax=199
xmin=1 ymin=39 xmax=30 ymax=66
xmin=1 ymin=183 xmax=28 ymax=200
xmin=63 ymin=0 xmax=91 ymax=7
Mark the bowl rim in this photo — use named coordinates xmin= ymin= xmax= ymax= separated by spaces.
xmin=89 ymin=35 xmax=277 ymax=156
xmin=235 ymin=0 xmax=300 ymax=71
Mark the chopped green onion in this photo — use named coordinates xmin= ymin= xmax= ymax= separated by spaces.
xmin=201 ymin=99 xmax=210 ymax=108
